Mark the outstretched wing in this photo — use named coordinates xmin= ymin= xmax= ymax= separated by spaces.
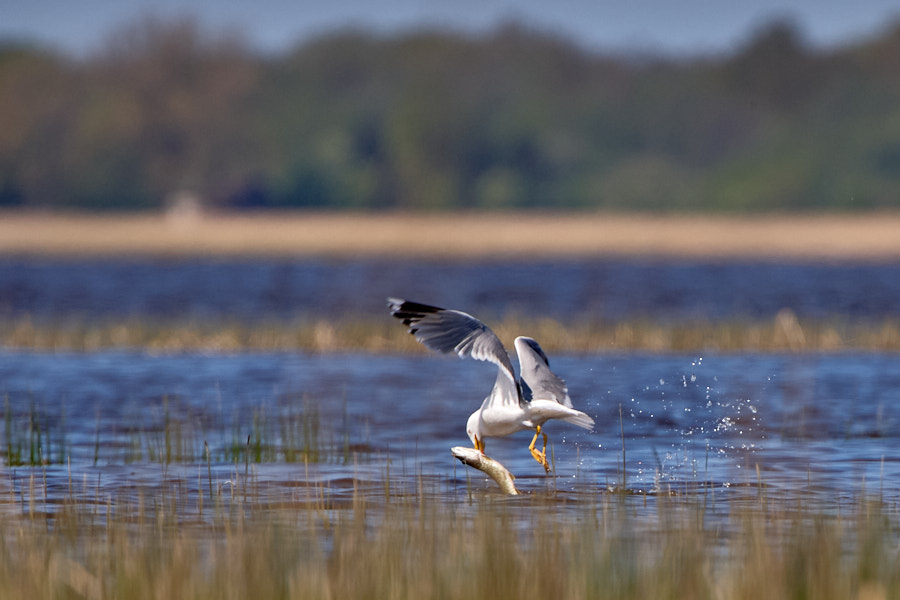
xmin=388 ymin=298 xmax=515 ymax=382
xmin=515 ymin=336 xmax=572 ymax=407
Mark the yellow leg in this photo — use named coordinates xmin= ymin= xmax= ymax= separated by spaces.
xmin=528 ymin=425 xmax=551 ymax=473
xmin=473 ymin=435 xmax=485 ymax=452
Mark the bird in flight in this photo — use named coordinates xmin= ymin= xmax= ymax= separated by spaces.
xmin=388 ymin=298 xmax=595 ymax=472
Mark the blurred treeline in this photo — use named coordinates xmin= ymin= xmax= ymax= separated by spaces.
xmin=2 ymin=17 xmax=900 ymax=211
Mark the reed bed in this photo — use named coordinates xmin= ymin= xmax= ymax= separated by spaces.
xmin=4 ymin=383 xmax=898 ymax=598
xmin=4 ymin=311 xmax=900 ymax=353
xmin=0 ymin=468 xmax=898 ymax=600
xmin=2 ymin=388 xmax=343 ymax=467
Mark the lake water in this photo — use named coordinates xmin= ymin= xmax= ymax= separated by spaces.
xmin=1 ymin=258 xmax=899 ymax=520
xmin=1 ymin=350 xmax=898 ymax=513
xmin=3 ymin=257 xmax=900 ymax=323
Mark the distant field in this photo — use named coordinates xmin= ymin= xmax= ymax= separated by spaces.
xmin=4 ymin=211 xmax=900 ymax=259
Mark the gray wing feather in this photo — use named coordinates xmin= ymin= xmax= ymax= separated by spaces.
xmin=515 ymin=336 xmax=572 ymax=407
xmin=388 ymin=298 xmax=516 ymax=383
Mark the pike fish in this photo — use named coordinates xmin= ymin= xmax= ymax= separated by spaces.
xmin=451 ymin=446 xmax=519 ymax=495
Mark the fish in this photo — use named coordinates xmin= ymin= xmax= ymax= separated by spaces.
xmin=451 ymin=446 xmax=519 ymax=495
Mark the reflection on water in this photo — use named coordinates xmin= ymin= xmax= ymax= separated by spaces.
xmin=2 ymin=351 xmax=898 ymax=518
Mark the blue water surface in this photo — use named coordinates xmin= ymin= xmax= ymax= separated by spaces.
xmin=2 ymin=256 xmax=899 ymax=519
xmin=2 ymin=257 xmax=900 ymax=323
xmin=2 ymin=350 xmax=898 ymax=504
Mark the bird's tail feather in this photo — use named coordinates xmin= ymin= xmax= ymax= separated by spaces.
xmin=563 ymin=411 xmax=595 ymax=431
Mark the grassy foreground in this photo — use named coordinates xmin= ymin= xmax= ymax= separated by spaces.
xmin=3 ymin=211 xmax=900 ymax=259
xmin=0 ymin=478 xmax=897 ymax=600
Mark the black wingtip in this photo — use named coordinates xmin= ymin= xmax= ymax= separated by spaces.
xmin=387 ymin=298 xmax=446 ymax=325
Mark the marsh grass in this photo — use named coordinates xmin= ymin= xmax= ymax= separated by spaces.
xmin=0 ymin=466 xmax=898 ymax=599
xmin=0 ymin=394 xmax=897 ymax=599
xmin=5 ymin=311 xmax=900 ymax=353
xmin=1 ymin=391 xmax=345 ymax=468
xmin=3 ymin=394 xmax=67 ymax=467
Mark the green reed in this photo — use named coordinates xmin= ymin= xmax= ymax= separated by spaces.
xmin=2 ymin=394 xmax=68 ymax=467
xmin=2 ymin=390 xmax=343 ymax=469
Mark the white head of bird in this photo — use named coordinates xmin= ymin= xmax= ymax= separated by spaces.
xmin=466 ymin=411 xmax=484 ymax=452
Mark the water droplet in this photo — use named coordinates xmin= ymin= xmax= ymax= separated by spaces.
xmin=715 ymin=417 xmax=734 ymax=432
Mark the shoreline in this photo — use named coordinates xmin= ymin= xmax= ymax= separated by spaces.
xmin=4 ymin=211 xmax=900 ymax=260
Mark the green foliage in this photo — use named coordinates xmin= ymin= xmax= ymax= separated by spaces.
xmin=2 ymin=18 xmax=900 ymax=210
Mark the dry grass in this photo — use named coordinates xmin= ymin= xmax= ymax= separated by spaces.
xmin=4 ymin=312 xmax=900 ymax=353
xmin=4 ymin=211 xmax=900 ymax=259
xmin=0 ymin=477 xmax=897 ymax=600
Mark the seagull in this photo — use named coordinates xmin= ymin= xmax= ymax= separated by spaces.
xmin=388 ymin=298 xmax=595 ymax=472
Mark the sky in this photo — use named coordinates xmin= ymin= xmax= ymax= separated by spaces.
xmin=2 ymin=0 xmax=900 ymax=57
